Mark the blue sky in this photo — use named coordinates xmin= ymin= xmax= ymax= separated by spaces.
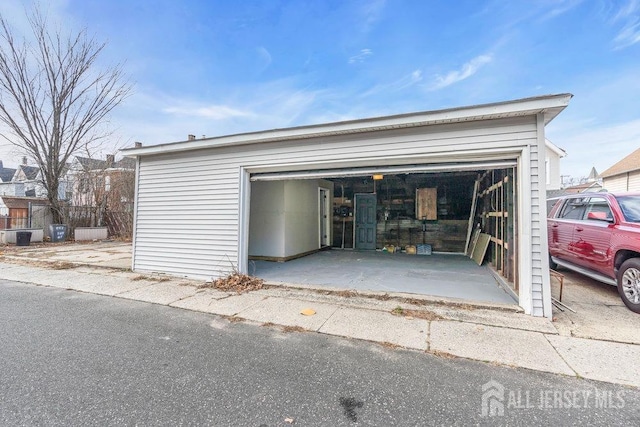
xmin=1 ymin=0 xmax=639 ymax=179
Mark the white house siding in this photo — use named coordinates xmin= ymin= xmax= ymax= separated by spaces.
xmin=604 ymin=171 xmax=640 ymax=192
xmin=530 ymin=128 xmax=547 ymax=317
xmin=133 ymin=116 xmax=544 ymax=310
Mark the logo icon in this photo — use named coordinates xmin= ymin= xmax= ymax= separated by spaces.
xmin=481 ymin=380 xmax=505 ymax=417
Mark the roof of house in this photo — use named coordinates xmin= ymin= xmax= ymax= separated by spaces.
xmin=17 ymin=165 xmax=40 ymax=180
xmin=600 ymin=147 xmax=640 ymax=178
xmin=75 ymin=156 xmax=135 ymax=171
xmin=122 ymin=93 xmax=573 ymax=158
xmin=563 ymin=181 xmax=603 ymax=193
xmin=545 ymin=139 xmax=567 ymax=157
xmin=0 ymin=161 xmax=17 ymax=183
xmin=0 ymin=196 xmax=49 ymax=209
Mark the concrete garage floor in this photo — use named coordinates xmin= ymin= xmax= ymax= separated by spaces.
xmin=253 ymin=250 xmax=517 ymax=305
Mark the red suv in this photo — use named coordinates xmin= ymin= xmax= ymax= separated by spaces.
xmin=547 ymin=192 xmax=640 ymax=313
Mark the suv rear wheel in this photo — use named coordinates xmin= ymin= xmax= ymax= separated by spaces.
xmin=617 ymin=258 xmax=640 ymax=314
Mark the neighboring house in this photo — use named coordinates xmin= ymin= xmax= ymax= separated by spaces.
xmin=563 ymin=181 xmax=604 ymax=194
xmin=123 ymin=93 xmax=573 ymax=318
xmin=11 ymin=160 xmax=47 ymax=197
xmin=601 ymin=147 xmax=640 ymax=192
xmin=67 ymin=155 xmax=135 ymax=207
xmin=544 ymin=139 xmax=566 ymax=191
xmin=0 ymin=161 xmax=17 ymax=195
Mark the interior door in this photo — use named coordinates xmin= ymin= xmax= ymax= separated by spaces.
xmin=355 ymin=194 xmax=376 ymax=250
xmin=319 ymin=188 xmax=329 ymax=247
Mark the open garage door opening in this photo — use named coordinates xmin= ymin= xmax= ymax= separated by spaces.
xmin=247 ymin=164 xmax=519 ymax=306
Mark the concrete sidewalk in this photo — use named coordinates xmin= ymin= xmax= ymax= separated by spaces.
xmin=1 ymin=244 xmax=639 ymax=389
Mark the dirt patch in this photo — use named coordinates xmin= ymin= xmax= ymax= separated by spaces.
xmin=391 ymin=306 xmax=443 ymax=321
xmin=281 ymin=325 xmax=307 ymax=333
xmin=429 ymin=350 xmax=457 ymax=359
xmin=49 ymin=261 xmax=76 ymax=270
xmin=335 ymin=289 xmax=358 ymax=298
xmin=379 ymin=341 xmax=401 ymax=350
xmin=198 ymin=273 xmax=264 ymax=294
xmin=131 ymin=275 xmax=171 ymax=282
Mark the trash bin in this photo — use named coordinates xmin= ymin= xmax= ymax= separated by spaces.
xmin=49 ymin=224 xmax=67 ymax=243
xmin=16 ymin=231 xmax=32 ymax=246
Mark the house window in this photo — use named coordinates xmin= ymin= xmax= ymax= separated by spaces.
xmin=105 ymin=176 xmax=111 ymax=191
xmin=78 ymin=178 xmax=90 ymax=192
xmin=545 ymin=158 xmax=550 ymax=185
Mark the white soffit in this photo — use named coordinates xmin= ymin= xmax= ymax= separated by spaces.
xmin=250 ymin=160 xmax=517 ymax=181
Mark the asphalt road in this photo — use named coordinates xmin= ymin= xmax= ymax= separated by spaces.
xmin=1 ymin=280 xmax=638 ymax=426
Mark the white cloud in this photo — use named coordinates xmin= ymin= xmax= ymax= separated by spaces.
xmin=614 ymin=20 xmax=640 ymax=48
xmin=359 ymin=0 xmax=386 ymax=33
xmin=547 ymin=118 xmax=640 ymax=178
xmin=429 ymin=55 xmax=492 ymax=90
xmin=348 ymin=48 xmax=373 ymax=64
xmin=360 ymin=69 xmax=423 ymax=97
xmin=540 ymin=0 xmax=584 ymax=20
xmin=610 ymin=0 xmax=640 ymax=49
xmin=163 ymin=105 xmax=254 ymax=120
xmin=256 ymin=46 xmax=272 ymax=71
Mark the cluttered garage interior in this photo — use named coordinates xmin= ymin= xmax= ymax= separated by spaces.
xmin=249 ymin=164 xmax=518 ymax=305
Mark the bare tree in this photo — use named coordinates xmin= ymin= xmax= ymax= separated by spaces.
xmin=0 ymin=8 xmax=131 ymax=223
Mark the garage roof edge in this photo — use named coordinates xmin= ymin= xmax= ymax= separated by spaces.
xmin=122 ymin=93 xmax=573 ymax=157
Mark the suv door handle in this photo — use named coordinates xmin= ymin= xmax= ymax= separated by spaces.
xmin=575 ymin=227 xmax=584 ymax=232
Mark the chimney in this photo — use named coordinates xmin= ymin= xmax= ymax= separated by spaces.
xmin=106 ymin=154 xmax=115 ymax=167
xmin=188 ymin=134 xmax=196 ymax=141
xmin=22 ymin=156 xmax=28 ymax=165
xmin=134 ymin=141 xmax=143 ymax=148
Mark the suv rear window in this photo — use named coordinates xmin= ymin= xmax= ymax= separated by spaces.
xmin=584 ymin=197 xmax=613 ymax=221
xmin=616 ymin=195 xmax=640 ymax=222
xmin=558 ymin=198 xmax=587 ymax=220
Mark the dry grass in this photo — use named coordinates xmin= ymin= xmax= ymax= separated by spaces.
xmin=221 ymin=316 xmax=245 ymax=323
xmin=379 ymin=341 xmax=401 ymax=350
xmin=335 ymin=289 xmax=357 ymax=298
xmin=402 ymin=309 xmax=443 ymax=321
xmin=131 ymin=275 xmax=171 ymax=282
xmin=262 ymin=322 xmax=277 ymax=328
xmin=391 ymin=306 xmax=443 ymax=321
xmin=430 ymin=350 xmax=457 ymax=359
xmin=50 ymin=261 xmax=76 ymax=270
xmin=281 ymin=325 xmax=306 ymax=333
xmin=198 ymin=272 xmax=264 ymax=294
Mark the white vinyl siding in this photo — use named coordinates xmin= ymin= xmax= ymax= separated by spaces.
xmin=134 ymin=117 xmax=535 ymax=276
xmin=604 ymin=171 xmax=640 ymax=192
xmin=132 ymin=115 xmax=546 ymax=314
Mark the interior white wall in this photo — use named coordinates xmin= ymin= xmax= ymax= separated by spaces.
xmin=249 ymin=179 xmax=334 ymax=259
xmin=283 ymin=180 xmax=318 ymax=257
xmin=249 ymin=181 xmax=285 ymax=257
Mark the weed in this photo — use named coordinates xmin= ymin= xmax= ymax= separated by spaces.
xmin=391 ymin=306 xmax=404 ymax=315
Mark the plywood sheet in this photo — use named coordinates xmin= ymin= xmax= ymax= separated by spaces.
xmin=416 ymin=188 xmax=437 ymax=220
xmin=471 ymin=233 xmax=491 ymax=265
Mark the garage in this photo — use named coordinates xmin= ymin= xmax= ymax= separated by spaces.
xmin=124 ymin=94 xmax=572 ymax=317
